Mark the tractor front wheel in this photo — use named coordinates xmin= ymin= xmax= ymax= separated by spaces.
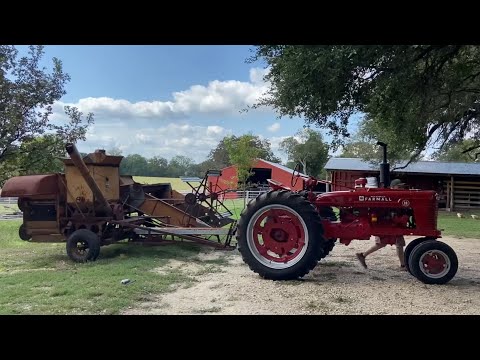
xmin=66 ymin=229 xmax=101 ymax=263
xmin=404 ymin=237 xmax=433 ymax=274
xmin=408 ymin=240 xmax=458 ymax=285
xmin=237 ymin=190 xmax=326 ymax=280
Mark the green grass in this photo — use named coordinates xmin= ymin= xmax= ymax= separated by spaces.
xmin=0 ymin=204 xmax=19 ymax=215
xmin=0 ymin=221 xmax=27 ymax=248
xmin=222 ymin=198 xmax=248 ymax=220
xmin=133 ymin=176 xmax=192 ymax=191
xmin=0 ymin=220 xmax=206 ymax=315
xmin=438 ymin=211 xmax=480 ymax=239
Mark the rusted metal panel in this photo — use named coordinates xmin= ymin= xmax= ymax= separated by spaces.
xmin=65 ymin=165 xmax=93 ymax=203
xmin=120 ymin=176 xmax=135 ymax=186
xmin=137 ymin=194 xmax=207 ymax=227
xmin=65 ymin=144 xmax=112 ymax=214
xmin=31 ymin=234 xmax=65 ymax=242
xmin=134 ymin=227 xmax=230 ymax=235
xmin=62 ymin=149 xmax=123 ymax=167
xmin=91 ymin=165 xmax=119 ymax=201
xmin=1 ymin=174 xmax=60 ymax=197
xmin=26 ymin=221 xmax=58 ymax=229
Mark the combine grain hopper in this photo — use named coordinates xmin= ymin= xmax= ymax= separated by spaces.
xmin=1 ymin=143 xmax=237 ymax=262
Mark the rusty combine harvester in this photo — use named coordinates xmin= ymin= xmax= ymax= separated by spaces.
xmin=1 ymin=143 xmax=236 ymax=262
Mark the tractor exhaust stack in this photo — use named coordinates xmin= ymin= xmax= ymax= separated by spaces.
xmin=376 ymin=141 xmax=390 ymax=188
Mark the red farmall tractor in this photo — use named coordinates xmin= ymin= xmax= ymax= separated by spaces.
xmin=236 ymin=143 xmax=458 ymax=285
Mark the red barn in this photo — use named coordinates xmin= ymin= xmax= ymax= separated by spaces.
xmin=208 ymin=159 xmax=314 ymax=197
xmin=325 ymin=157 xmax=480 ymax=210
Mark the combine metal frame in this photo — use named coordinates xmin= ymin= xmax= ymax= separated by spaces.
xmin=0 ymin=144 xmax=237 ymax=262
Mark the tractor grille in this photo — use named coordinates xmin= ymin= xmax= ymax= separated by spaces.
xmin=424 ymin=201 xmax=438 ymax=231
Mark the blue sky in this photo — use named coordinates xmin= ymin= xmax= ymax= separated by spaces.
xmin=18 ymin=45 xmax=360 ymax=163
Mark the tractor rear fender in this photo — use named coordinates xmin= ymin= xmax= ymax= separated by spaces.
xmin=267 ymin=179 xmax=291 ymax=191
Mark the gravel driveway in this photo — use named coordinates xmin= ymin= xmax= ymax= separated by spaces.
xmin=124 ymin=236 xmax=480 ymax=315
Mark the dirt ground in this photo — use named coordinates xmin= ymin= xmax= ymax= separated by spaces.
xmin=123 ymin=236 xmax=480 ymax=315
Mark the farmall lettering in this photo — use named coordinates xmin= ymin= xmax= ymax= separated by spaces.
xmin=358 ymin=195 xmax=393 ymax=202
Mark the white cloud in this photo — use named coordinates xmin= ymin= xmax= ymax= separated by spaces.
xmin=53 ymin=67 xmax=271 ymax=124
xmin=76 ymin=122 xmax=230 ymax=163
xmin=249 ymin=67 xmax=269 ymax=84
xmin=52 ymin=67 xmax=277 ymax=162
xmin=267 ymin=122 xmax=280 ymax=133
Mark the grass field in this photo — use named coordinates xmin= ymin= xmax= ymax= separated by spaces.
xmin=0 ymin=204 xmax=19 ymax=215
xmin=0 ymin=220 xmax=216 ymax=314
xmin=222 ymin=198 xmax=248 ymax=220
xmin=438 ymin=211 xmax=480 ymax=239
xmin=133 ymin=176 xmax=192 ymax=191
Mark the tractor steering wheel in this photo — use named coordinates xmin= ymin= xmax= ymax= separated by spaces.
xmin=291 ymin=163 xmax=301 ymax=188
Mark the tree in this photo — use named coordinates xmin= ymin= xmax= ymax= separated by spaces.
xmin=224 ymin=134 xmax=262 ymax=189
xmin=250 ymin=45 xmax=480 ymax=168
xmin=168 ymin=155 xmax=195 ymax=177
xmin=0 ymin=45 xmax=93 ymax=185
xmin=279 ymin=129 xmax=329 ymax=177
xmin=338 ymin=118 xmax=416 ymax=168
xmin=207 ymin=135 xmax=281 ymax=169
xmin=432 ymin=139 xmax=480 ymax=162
xmin=339 ymin=141 xmax=378 ymax=159
xmin=120 ymin=154 xmax=149 ymax=176
xmin=196 ymin=159 xmax=218 ymax=177
xmin=107 ymin=146 xmax=123 ymax=156
xmin=14 ymin=135 xmax=66 ymax=175
xmin=147 ymin=156 xmax=168 ymax=176
xmin=206 ymin=138 xmax=232 ymax=169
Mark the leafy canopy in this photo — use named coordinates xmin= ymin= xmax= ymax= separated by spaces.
xmin=250 ymin=45 xmax=480 ymax=166
xmin=0 ymin=45 xmax=93 ymax=184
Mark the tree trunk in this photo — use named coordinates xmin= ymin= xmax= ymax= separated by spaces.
xmin=300 ymin=159 xmax=307 ymax=175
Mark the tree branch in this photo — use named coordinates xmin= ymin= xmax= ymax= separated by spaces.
xmin=461 ymin=143 xmax=480 ymax=154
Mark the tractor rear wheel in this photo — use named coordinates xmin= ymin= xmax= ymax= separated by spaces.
xmin=408 ymin=240 xmax=458 ymax=285
xmin=404 ymin=237 xmax=432 ymax=274
xmin=237 ymin=190 xmax=326 ymax=280
xmin=320 ymin=239 xmax=336 ymax=258
xmin=66 ymin=229 xmax=101 ymax=263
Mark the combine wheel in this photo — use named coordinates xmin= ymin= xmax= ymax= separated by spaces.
xmin=66 ymin=229 xmax=101 ymax=263
xmin=19 ymin=224 xmax=31 ymax=241
xmin=17 ymin=198 xmax=26 ymax=212
xmin=408 ymin=240 xmax=458 ymax=285
xmin=237 ymin=190 xmax=325 ymax=280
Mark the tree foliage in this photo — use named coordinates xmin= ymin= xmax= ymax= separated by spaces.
xmin=339 ymin=141 xmax=378 ymax=159
xmin=279 ymin=129 xmax=329 ymax=177
xmin=250 ymin=45 xmax=480 ymax=167
xmin=118 ymin=153 xmax=197 ymax=177
xmin=432 ymin=139 xmax=480 ymax=162
xmin=0 ymin=45 xmax=93 ymax=185
xmin=206 ymin=135 xmax=280 ymax=170
xmin=224 ymin=134 xmax=262 ymax=187
xmin=338 ymin=118 xmax=417 ymax=168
